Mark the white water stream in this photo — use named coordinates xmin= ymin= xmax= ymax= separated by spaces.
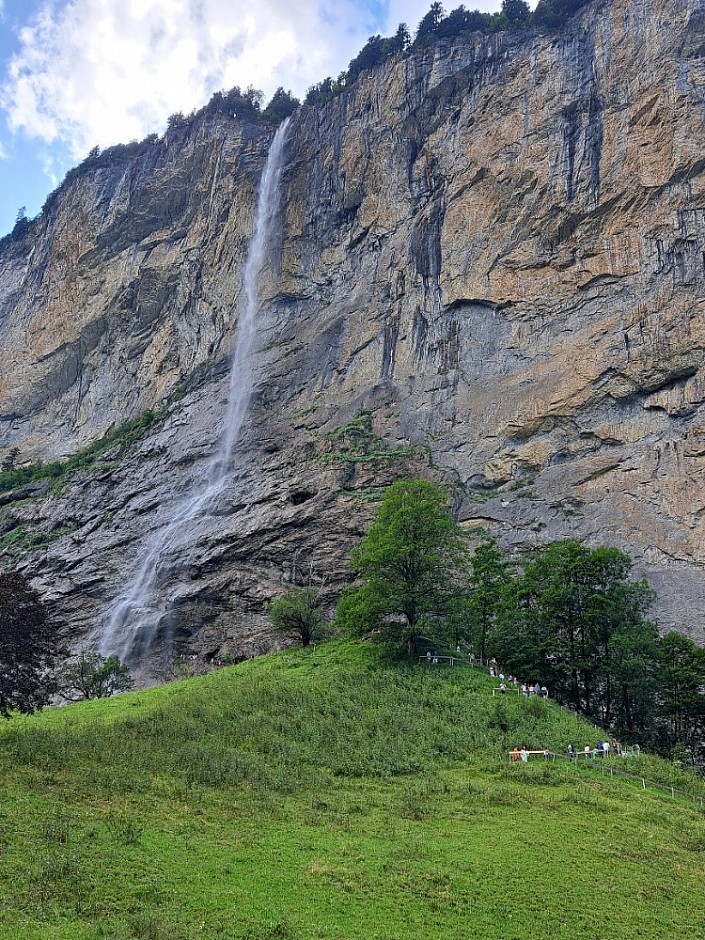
xmin=99 ymin=120 xmax=289 ymax=663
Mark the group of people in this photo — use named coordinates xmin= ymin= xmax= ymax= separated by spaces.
xmin=512 ymin=739 xmax=633 ymax=763
xmin=566 ymin=740 xmax=626 ymax=759
xmin=496 ymin=675 xmax=549 ymax=698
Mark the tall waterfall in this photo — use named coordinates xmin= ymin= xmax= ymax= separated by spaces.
xmin=99 ymin=120 xmax=289 ymax=664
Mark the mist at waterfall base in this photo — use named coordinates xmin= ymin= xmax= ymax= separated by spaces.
xmin=98 ymin=120 xmax=289 ymax=668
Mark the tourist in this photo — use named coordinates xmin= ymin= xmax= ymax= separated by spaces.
xmin=540 ymin=685 xmax=548 ymax=698
xmin=499 ymin=682 xmax=507 ymax=695
xmin=567 ymin=743 xmax=575 ymax=759
xmin=520 ymin=747 xmax=528 ymax=762
xmin=603 ymin=740 xmax=610 ymax=757
xmin=584 ymin=745 xmax=591 ymax=759
xmin=511 ymin=747 xmax=520 ymax=762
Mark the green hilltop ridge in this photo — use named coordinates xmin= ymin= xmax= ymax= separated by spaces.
xmin=1 ymin=639 xmax=703 ymax=939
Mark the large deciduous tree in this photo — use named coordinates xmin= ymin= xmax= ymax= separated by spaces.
xmin=655 ymin=632 xmax=705 ymax=764
xmin=466 ymin=538 xmax=513 ymax=662
xmin=489 ymin=540 xmax=658 ymax=730
xmin=337 ymin=479 xmax=467 ymax=654
xmin=0 ymin=571 xmax=62 ymax=717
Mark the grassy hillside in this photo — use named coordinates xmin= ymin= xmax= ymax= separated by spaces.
xmin=0 ymin=640 xmax=703 ymax=940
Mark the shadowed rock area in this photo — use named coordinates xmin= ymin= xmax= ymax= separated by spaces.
xmin=1 ymin=0 xmax=704 ymax=677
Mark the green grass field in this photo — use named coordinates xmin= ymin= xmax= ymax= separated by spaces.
xmin=1 ymin=640 xmax=703 ymax=939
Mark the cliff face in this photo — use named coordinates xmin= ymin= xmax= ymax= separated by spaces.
xmin=1 ymin=0 xmax=705 ymax=674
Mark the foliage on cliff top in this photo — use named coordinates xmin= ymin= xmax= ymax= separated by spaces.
xmin=0 ymin=639 xmax=703 ymax=939
xmin=2 ymin=0 xmax=596 ymax=246
xmin=304 ymin=0 xmax=594 ymax=107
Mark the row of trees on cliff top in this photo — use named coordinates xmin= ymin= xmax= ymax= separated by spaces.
xmin=304 ymin=0 xmax=592 ymax=106
xmin=8 ymin=0 xmax=591 ymax=243
xmin=278 ymin=479 xmax=703 ymax=765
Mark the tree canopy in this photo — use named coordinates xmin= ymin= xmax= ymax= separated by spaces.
xmin=0 ymin=572 xmax=62 ymax=717
xmin=269 ymin=586 xmax=325 ymax=647
xmin=488 ymin=540 xmax=658 ymax=725
xmin=56 ymin=650 xmax=133 ymax=701
xmin=337 ymin=479 xmax=467 ymax=654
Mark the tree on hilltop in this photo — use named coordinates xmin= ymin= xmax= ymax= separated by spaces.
xmin=489 ymin=539 xmax=658 ymax=727
xmin=262 ymin=87 xmax=300 ymax=125
xmin=337 ymin=479 xmax=467 ymax=655
xmin=655 ymin=632 xmax=705 ymax=764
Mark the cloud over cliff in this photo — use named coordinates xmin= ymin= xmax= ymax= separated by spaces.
xmin=0 ymin=0 xmax=392 ymax=158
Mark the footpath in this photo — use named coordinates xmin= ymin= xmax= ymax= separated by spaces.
xmin=419 ymin=651 xmax=705 ymax=811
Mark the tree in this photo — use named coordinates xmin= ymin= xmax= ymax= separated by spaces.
xmin=56 ymin=650 xmax=133 ymax=701
xmin=337 ymin=479 xmax=467 ymax=654
xmin=501 ymin=0 xmax=531 ymax=26
xmin=11 ymin=207 xmax=30 ymax=241
xmin=305 ymin=77 xmax=337 ymax=107
xmin=533 ymin=0 xmax=592 ymax=29
xmin=269 ymin=586 xmax=325 ymax=647
xmin=262 ymin=87 xmax=300 ymax=125
xmin=0 ymin=572 xmax=62 ymax=717
xmin=654 ymin=632 xmax=705 ymax=764
xmin=489 ymin=540 xmax=657 ymax=730
xmin=465 ymin=538 xmax=513 ymax=662
xmin=395 ymin=22 xmax=411 ymax=52
xmin=414 ymin=2 xmax=445 ymax=46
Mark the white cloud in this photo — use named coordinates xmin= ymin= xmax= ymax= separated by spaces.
xmin=0 ymin=0 xmax=380 ymax=159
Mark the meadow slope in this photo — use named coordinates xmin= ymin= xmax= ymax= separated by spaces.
xmin=0 ymin=640 xmax=703 ymax=940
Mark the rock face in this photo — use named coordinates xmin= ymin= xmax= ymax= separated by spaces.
xmin=1 ymin=0 xmax=704 ymax=677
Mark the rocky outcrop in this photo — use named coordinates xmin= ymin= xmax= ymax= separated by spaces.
xmin=1 ymin=0 xmax=704 ymax=677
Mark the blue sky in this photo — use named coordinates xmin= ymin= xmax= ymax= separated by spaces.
xmin=0 ymin=0 xmax=503 ymax=238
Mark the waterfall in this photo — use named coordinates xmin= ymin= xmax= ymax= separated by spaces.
xmin=99 ymin=120 xmax=289 ymax=664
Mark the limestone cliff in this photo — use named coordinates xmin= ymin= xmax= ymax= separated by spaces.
xmin=1 ymin=0 xmax=704 ymax=675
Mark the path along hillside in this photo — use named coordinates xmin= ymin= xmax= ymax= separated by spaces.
xmin=0 ymin=639 xmax=704 ymax=939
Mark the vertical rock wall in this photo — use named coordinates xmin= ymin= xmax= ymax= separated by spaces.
xmin=1 ymin=0 xmax=704 ymax=670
